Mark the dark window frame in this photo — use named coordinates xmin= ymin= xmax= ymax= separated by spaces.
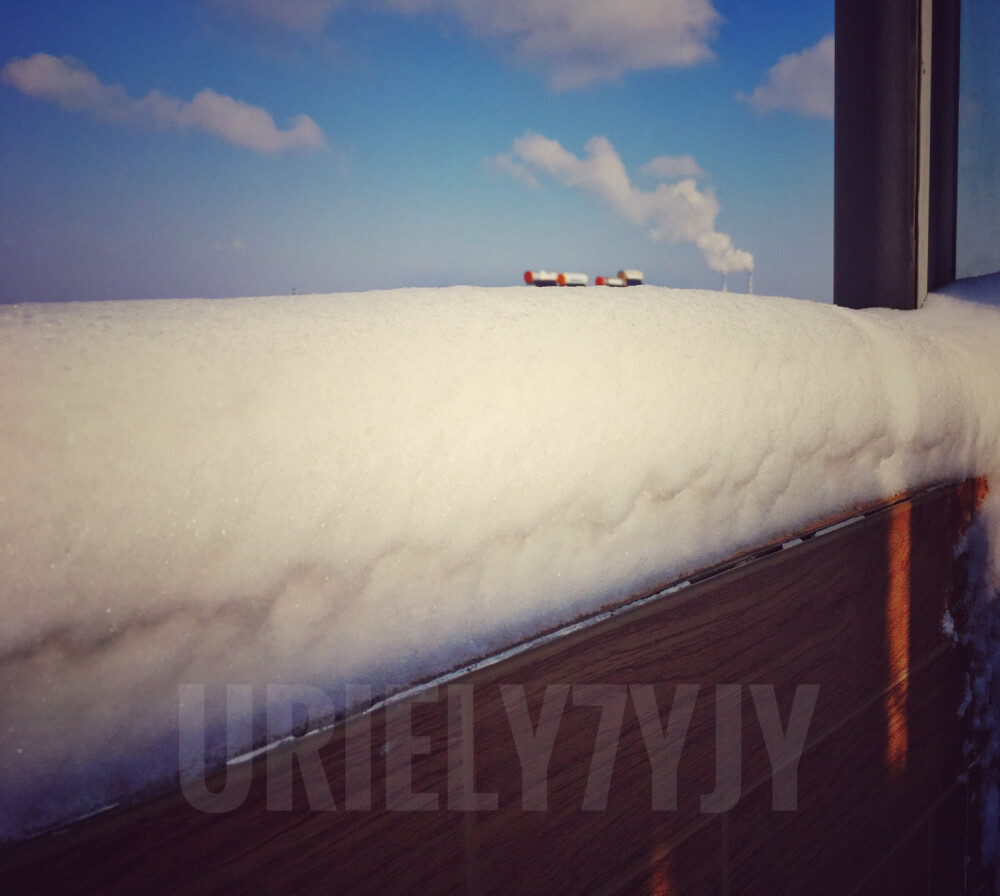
xmin=834 ymin=0 xmax=961 ymax=310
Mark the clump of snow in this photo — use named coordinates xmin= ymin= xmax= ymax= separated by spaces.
xmin=1 ymin=280 xmax=999 ymax=845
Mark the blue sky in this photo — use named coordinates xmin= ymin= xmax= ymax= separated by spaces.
xmin=0 ymin=1 xmax=835 ymax=303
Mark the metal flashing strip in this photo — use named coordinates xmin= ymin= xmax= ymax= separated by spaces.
xmin=225 ymin=481 xmax=971 ymax=772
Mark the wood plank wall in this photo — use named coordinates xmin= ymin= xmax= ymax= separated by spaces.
xmin=1 ymin=480 xmax=991 ymax=895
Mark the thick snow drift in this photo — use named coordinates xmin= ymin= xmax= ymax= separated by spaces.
xmin=2 ymin=281 xmax=999 ymax=843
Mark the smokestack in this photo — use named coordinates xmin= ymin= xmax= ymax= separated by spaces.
xmin=748 ymin=271 xmax=754 ymax=295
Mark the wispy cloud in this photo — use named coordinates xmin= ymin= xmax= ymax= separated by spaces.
xmin=638 ymin=154 xmax=705 ymax=180
xmin=492 ymin=133 xmax=753 ymax=274
xmin=737 ymin=34 xmax=834 ymax=119
xmin=1 ymin=53 xmax=327 ymax=153
xmin=213 ymin=238 xmax=247 ymax=252
xmin=484 ymin=152 xmax=539 ymax=189
xmin=210 ymin=0 xmax=344 ymax=32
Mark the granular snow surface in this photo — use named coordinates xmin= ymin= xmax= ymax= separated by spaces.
xmin=2 ymin=280 xmax=999 ymax=843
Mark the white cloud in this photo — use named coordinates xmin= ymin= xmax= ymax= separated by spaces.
xmin=638 ymin=154 xmax=704 ymax=180
xmin=738 ymin=34 xmax=834 ymax=119
xmin=211 ymin=0 xmax=344 ymax=31
xmin=1 ymin=53 xmax=326 ymax=153
xmin=386 ymin=0 xmax=723 ymax=90
xmin=493 ymin=133 xmax=753 ymax=274
xmin=388 ymin=0 xmax=720 ymax=90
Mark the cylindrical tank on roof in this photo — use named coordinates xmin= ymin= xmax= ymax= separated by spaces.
xmin=617 ymin=269 xmax=644 ymax=285
xmin=524 ymin=270 xmax=559 ymax=286
xmin=557 ymin=272 xmax=588 ymax=286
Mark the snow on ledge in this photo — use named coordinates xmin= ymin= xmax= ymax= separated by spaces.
xmin=1 ymin=280 xmax=999 ymax=842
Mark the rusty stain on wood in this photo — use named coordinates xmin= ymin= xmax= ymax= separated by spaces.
xmin=885 ymin=500 xmax=912 ymax=778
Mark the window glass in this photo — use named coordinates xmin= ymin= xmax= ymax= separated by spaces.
xmin=956 ymin=0 xmax=1000 ymax=278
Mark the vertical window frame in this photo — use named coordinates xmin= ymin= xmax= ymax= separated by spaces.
xmin=834 ymin=0 xmax=961 ymax=310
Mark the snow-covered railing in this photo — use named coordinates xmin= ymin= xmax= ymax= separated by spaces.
xmin=1 ymin=278 xmax=999 ymax=885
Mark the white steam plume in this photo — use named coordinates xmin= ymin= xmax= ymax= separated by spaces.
xmin=493 ymin=133 xmax=753 ymax=274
